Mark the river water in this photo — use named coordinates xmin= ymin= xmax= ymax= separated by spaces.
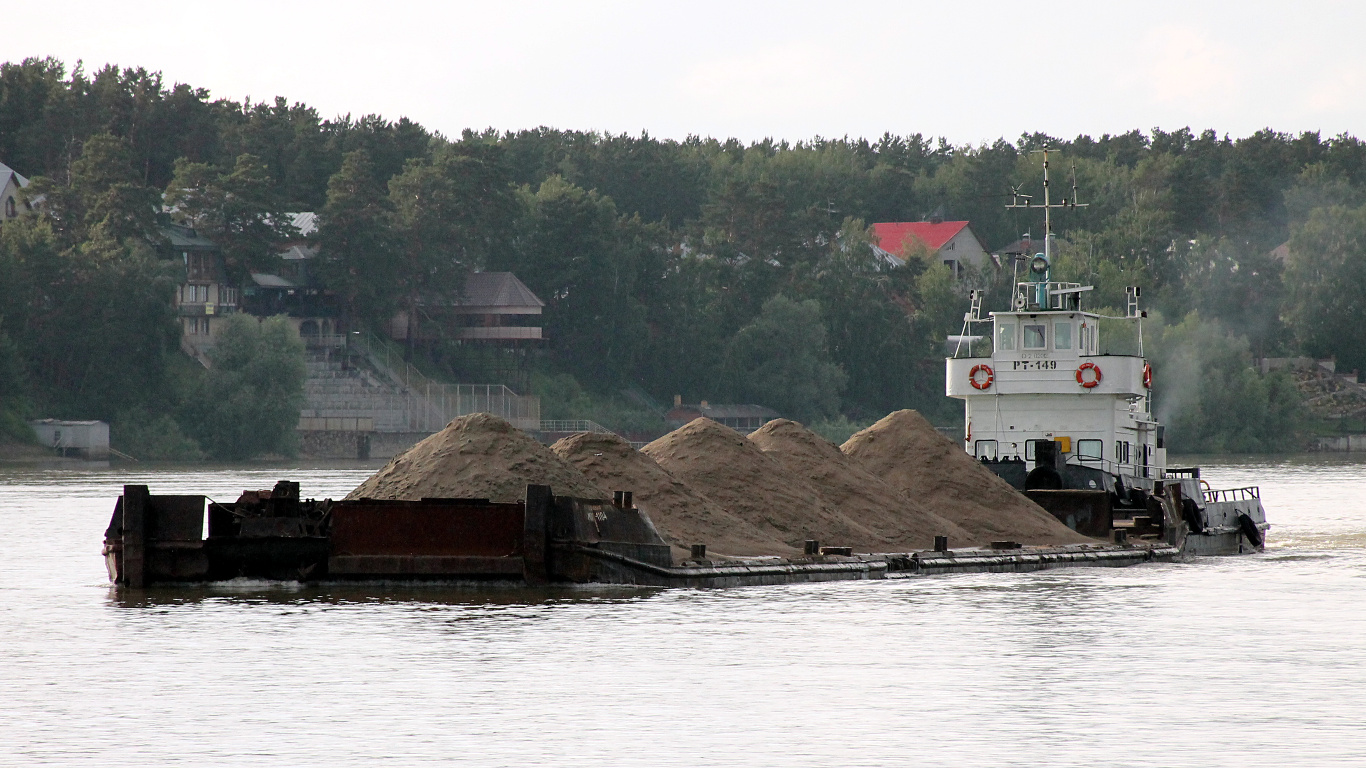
xmin=1 ymin=456 xmax=1364 ymax=767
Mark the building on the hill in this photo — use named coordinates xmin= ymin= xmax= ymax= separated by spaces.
xmin=665 ymin=400 xmax=780 ymax=434
xmin=386 ymin=271 xmax=545 ymax=390
xmin=164 ymin=224 xmax=239 ymax=366
xmin=242 ymin=212 xmax=344 ymax=348
xmin=871 ymin=220 xmax=993 ymax=274
xmin=0 ymin=161 xmax=33 ymax=223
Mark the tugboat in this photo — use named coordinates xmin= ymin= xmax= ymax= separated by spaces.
xmin=946 ymin=150 xmax=1269 ymax=555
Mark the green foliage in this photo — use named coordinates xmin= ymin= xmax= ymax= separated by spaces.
xmin=722 ymin=295 xmax=847 ymax=422
xmin=1148 ymin=312 xmax=1306 ymax=452
xmin=0 ymin=216 xmax=181 ymax=419
xmin=164 ymin=153 xmax=297 ymax=277
xmin=187 ymin=315 xmax=306 ymax=460
xmin=497 ymin=176 xmax=657 ymax=388
xmin=531 ymin=371 xmax=667 ymax=435
xmin=315 ymin=149 xmax=399 ymax=320
xmin=808 ymin=415 xmax=871 ymax=446
xmin=5 ymin=56 xmax=1366 ymax=451
xmin=0 ymin=322 xmax=31 ymax=443
xmin=1284 ymin=202 xmax=1366 ymax=372
xmin=914 ymin=263 xmax=964 ymax=346
xmin=111 ymin=408 xmax=204 ymax=461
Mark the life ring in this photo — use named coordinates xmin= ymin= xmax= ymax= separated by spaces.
xmin=969 ymin=364 xmax=994 ymax=390
xmin=1075 ymin=362 xmax=1103 ymax=388
xmin=1142 ymin=363 xmax=1153 ymax=389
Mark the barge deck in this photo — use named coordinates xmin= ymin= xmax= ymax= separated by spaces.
xmin=103 ymin=481 xmax=1182 ymax=590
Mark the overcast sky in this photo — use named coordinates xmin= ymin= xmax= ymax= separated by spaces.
xmin=6 ymin=1 xmax=1363 ymax=145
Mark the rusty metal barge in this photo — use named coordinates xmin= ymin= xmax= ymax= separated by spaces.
xmin=103 ymin=480 xmax=1180 ymax=589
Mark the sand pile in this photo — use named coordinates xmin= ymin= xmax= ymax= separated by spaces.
xmin=346 ymin=413 xmax=606 ymax=503
xmin=643 ymin=418 xmax=887 ymax=551
xmin=550 ymin=431 xmax=793 ymax=557
xmin=841 ymin=410 xmax=1093 ymax=545
xmin=747 ymin=419 xmax=973 ymax=549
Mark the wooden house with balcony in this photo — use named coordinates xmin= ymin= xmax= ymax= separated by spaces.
xmin=241 ymin=212 xmax=345 ymax=349
xmin=386 ymin=271 xmax=545 ymax=390
xmin=164 ymin=224 xmax=239 ymax=366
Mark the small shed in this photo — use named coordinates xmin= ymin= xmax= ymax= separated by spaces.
xmin=30 ymin=419 xmax=110 ymax=459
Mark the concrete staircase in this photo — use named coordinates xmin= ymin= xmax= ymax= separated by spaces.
xmin=298 ymin=349 xmax=410 ymax=432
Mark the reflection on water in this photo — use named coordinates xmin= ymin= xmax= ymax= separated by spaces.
xmin=2 ymin=457 xmax=1365 ymax=767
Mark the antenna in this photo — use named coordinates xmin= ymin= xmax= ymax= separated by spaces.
xmin=1004 ymin=148 xmax=1089 ymax=262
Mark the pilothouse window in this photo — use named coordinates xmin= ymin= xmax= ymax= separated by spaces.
xmin=1077 ymin=439 xmax=1102 ymax=462
xmin=975 ymin=440 xmax=998 ymax=460
xmin=1054 ymin=322 xmax=1072 ymax=350
xmin=997 ymin=323 xmax=1015 ymax=351
xmin=1023 ymin=324 xmax=1046 ymax=349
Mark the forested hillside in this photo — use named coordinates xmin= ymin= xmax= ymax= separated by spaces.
xmin=3 ymin=57 xmax=1363 ymax=454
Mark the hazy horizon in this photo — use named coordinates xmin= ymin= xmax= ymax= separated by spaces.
xmin=5 ymin=1 xmax=1364 ymax=145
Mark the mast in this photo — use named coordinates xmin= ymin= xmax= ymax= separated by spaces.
xmin=1007 ymin=147 xmax=1086 ymax=265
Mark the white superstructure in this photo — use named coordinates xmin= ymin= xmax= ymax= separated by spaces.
xmin=946 ymin=279 xmax=1162 ymax=481
xmin=940 ymin=147 xmax=1267 ymax=554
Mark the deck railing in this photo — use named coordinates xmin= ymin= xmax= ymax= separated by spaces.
xmin=1204 ymin=486 xmax=1260 ymax=504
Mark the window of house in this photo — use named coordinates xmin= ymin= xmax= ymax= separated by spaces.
xmin=997 ymin=322 xmax=1016 ymax=351
xmin=197 ymin=285 xmax=209 ymax=302
xmin=4 ymin=196 xmax=14 ymax=218
xmin=1054 ymin=321 xmax=1072 ymax=350
xmin=975 ymin=440 xmax=998 ymax=460
xmin=943 ymin=259 xmax=958 ymax=276
xmin=201 ymin=317 xmax=210 ymax=335
xmin=1077 ymin=439 xmax=1103 ymax=462
xmin=1023 ymin=324 xmax=1047 ymax=349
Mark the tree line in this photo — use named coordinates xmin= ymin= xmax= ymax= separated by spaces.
xmin=2 ymin=56 xmax=1364 ymax=454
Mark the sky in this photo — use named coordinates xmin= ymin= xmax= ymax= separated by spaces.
xmin=5 ymin=1 xmax=1365 ymax=145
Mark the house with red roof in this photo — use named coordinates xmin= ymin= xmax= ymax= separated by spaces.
xmin=870 ymin=220 xmax=993 ymax=274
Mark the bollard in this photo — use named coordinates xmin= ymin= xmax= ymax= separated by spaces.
xmin=934 ymin=535 xmax=949 ymax=553
xmin=1114 ymin=529 xmax=1128 ymax=544
xmin=623 ymin=491 xmax=633 ymax=508
xmin=690 ymin=544 xmax=706 ymax=560
xmin=803 ymin=539 xmax=820 ymax=555
xmin=613 ymin=490 xmax=625 ymax=508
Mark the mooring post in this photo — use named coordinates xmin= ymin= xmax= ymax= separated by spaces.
xmin=523 ymin=484 xmax=553 ymax=584
xmin=934 ymin=535 xmax=949 ymax=553
xmin=121 ymin=484 xmax=150 ymax=588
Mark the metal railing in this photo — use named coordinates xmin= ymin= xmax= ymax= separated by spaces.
xmin=1204 ymin=486 xmax=1260 ymax=504
xmin=539 ymin=420 xmax=615 ymax=435
xmin=349 ymin=328 xmax=540 ymax=432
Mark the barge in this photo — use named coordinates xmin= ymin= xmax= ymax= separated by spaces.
xmin=103 ymin=480 xmax=1177 ymax=589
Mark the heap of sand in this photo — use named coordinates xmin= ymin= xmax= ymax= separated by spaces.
xmin=642 ymin=417 xmax=887 ymax=552
xmin=345 ymin=413 xmax=606 ymax=503
xmin=551 ymin=431 xmax=796 ymax=558
xmin=841 ymin=409 xmax=1093 ymax=545
xmin=747 ymin=419 xmax=973 ymax=549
